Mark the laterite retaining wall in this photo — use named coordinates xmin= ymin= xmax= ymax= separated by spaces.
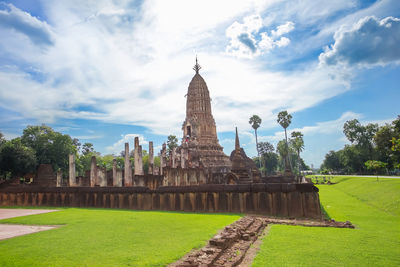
xmin=0 ymin=183 xmax=321 ymax=219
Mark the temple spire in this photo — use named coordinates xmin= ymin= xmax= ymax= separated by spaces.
xmin=235 ymin=127 xmax=240 ymax=151
xmin=193 ymin=56 xmax=201 ymax=74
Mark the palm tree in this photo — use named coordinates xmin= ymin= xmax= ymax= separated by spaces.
xmin=276 ymin=140 xmax=289 ymax=172
xmin=290 ymin=131 xmax=304 ymax=174
xmin=277 ymin=111 xmax=292 ymax=171
xmin=249 ymin=115 xmax=262 ymax=163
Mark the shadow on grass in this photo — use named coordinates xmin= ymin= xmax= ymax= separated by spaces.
xmin=320 ymin=204 xmax=331 ymax=220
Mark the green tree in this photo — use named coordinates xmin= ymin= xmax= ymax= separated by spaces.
xmin=392 ymin=138 xmax=400 ymax=152
xmin=365 ymin=160 xmax=387 ymax=181
xmin=374 ymin=124 xmax=395 ymax=166
xmin=249 ymin=115 xmax=262 ymax=160
xmin=258 ymin=141 xmax=274 ymax=155
xmin=276 ymin=139 xmax=290 ymax=172
xmin=97 ymin=154 xmax=115 ymax=171
xmin=167 ymin=135 xmax=178 ymax=154
xmin=343 ymin=119 xmax=378 ymax=153
xmin=277 ymin=111 xmax=292 ymax=171
xmin=21 ymin=125 xmax=76 ymax=174
xmin=0 ymin=132 xmax=5 ymax=146
xmin=257 ymin=142 xmax=278 ymax=175
xmin=82 ymin=143 xmax=94 ymax=155
xmin=0 ymin=138 xmax=37 ymax=177
xmin=321 ymin=150 xmax=343 ymax=173
xmin=78 ymin=151 xmax=101 ymax=175
xmin=290 ymin=131 xmax=304 ymax=174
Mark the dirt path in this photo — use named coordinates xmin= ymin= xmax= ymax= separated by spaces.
xmin=0 ymin=209 xmax=60 ymax=240
xmin=0 ymin=209 xmax=59 ymax=220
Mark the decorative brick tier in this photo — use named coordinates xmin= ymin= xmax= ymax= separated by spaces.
xmin=0 ymin=183 xmax=321 ymax=219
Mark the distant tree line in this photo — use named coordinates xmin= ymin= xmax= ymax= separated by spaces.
xmin=321 ymin=115 xmax=400 ymax=175
xmin=249 ymin=111 xmax=310 ymax=176
xmin=0 ymin=125 xmax=160 ymax=180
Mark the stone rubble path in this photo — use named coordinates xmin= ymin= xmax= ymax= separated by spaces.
xmin=169 ymin=216 xmax=355 ymax=267
xmin=170 ymin=216 xmax=267 ymax=267
xmin=0 ymin=209 xmax=59 ymax=240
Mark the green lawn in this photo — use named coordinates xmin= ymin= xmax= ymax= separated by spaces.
xmin=252 ymin=176 xmax=400 ymax=266
xmin=0 ymin=209 xmax=239 ymax=266
xmin=1 ymin=177 xmax=399 ymax=266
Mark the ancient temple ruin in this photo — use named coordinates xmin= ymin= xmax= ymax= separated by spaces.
xmin=161 ymin=59 xmax=263 ymax=186
xmin=0 ymin=59 xmax=321 ymax=219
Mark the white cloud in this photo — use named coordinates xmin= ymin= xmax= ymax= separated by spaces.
xmin=225 ymin=14 xmax=294 ymax=58
xmin=0 ymin=3 xmax=54 ymax=46
xmin=275 ymin=37 xmax=290 ymax=47
xmin=319 ymin=16 xmax=400 ymax=67
xmin=105 ymin=133 xmax=149 ymax=155
xmin=271 ymin=21 xmax=295 ymax=37
xmin=0 ymin=1 xmax=377 ymax=142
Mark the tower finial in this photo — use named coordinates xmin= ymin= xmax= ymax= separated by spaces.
xmin=235 ymin=127 xmax=240 ymax=151
xmin=193 ymin=55 xmax=201 ymax=74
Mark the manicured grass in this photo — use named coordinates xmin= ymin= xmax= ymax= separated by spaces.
xmin=0 ymin=209 xmax=240 ymax=266
xmin=252 ymin=176 xmax=400 ymax=266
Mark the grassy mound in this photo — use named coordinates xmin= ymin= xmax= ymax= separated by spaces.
xmin=0 ymin=209 xmax=239 ymax=266
xmin=252 ymin=176 xmax=400 ymax=266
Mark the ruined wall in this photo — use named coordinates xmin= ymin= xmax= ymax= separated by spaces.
xmin=0 ymin=183 xmax=321 ymax=219
xmin=34 ymin=164 xmax=57 ymax=187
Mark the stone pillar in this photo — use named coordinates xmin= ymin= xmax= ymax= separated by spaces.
xmin=117 ymin=170 xmax=123 ymax=187
xmin=181 ymin=146 xmax=188 ymax=168
xmin=90 ymin=156 xmax=97 ymax=187
xmin=98 ymin=167 xmax=107 ymax=187
xmin=112 ymin=159 xmax=118 ymax=186
xmin=160 ymin=143 xmax=167 ymax=175
xmin=134 ymin=137 xmax=144 ymax=176
xmin=124 ymin=142 xmax=132 ymax=186
xmin=56 ymin=169 xmax=62 ymax=187
xmin=149 ymin=141 xmax=154 ymax=175
xmin=160 ymin=152 xmax=163 ymax=176
xmin=137 ymin=145 xmax=144 ymax=175
xmin=172 ymin=147 xmax=177 ymax=168
xmin=69 ymin=154 xmax=76 ymax=186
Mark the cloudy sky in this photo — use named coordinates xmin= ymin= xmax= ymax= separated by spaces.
xmin=0 ymin=0 xmax=399 ymax=167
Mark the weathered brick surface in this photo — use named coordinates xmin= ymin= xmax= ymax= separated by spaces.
xmin=171 ymin=216 xmax=266 ymax=267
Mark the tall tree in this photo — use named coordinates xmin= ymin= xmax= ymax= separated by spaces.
xmin=0 ymin=132 xmax=5 ymax=146
xmin=257 ymin=141 xmax=278 ymax=175
xmin=321 ymin=150 xmax=343 ymax=172
xmin=290 ymin=131 xmax=304 ymax=174
xmin=343 ymin=119 xmax=378 ymax=150
xmin=249 ymin=115 xmax=262 ymax=160
xmin=21 ymin=125 xmax=76 ymax=173
xmin=276 ymin=139 xmax=289 ymax=171
xmin=277 ymin=111 xmax=292 ymax=171
xmin=82 ymin=143 xmax=94 ymax=155
xmin=0 ymin=138 xmax=37 ymax=177
xmin=167 ymin=135 xmax=178 ymax=154
xmin=258 ymin=141 xmax=274 ymax=155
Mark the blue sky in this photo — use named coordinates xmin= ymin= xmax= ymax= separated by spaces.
xmin=0 ymin=0 xmax=399 ymax=167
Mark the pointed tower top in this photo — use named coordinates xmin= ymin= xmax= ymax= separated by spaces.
xmin=235 ymin=127 xmax=240 ymax=151
xmin=193 ymin=56 xmax=201 ymax=74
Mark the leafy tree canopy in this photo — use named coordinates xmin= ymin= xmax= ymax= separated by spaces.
xmin=249 ymin=115 xmax=262 ymax=130
xmin=167 ymin=135 xmax=178 ymax=154
xmin=0 ymin=138 xmax=37 ymax=177
xmin=21 ymin=125 xmax=76 ymax=173
xmin=277 ymin=110 xmax=292 ymax=129
xmin=258 ymin=142 xmax=274 ymax=155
